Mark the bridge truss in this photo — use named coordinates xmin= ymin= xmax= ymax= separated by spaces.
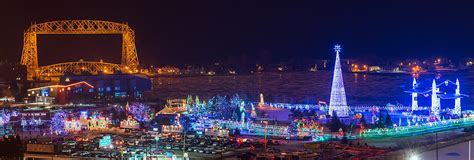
xmin=20 ymin=20 xmax=139 ymax=80
xmin=37 ymin=60 xmax=128 ymax=78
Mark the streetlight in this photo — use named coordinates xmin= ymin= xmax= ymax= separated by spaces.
xmin=435 ymin=132 xmax=438 ymax=160
xmin=409 ymin=154 xmax=419 ymax=160
xmin=183 ymin=128 xmax=189 ymax=160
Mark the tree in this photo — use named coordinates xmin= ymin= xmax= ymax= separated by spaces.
xmin=360 ymin=114 xmax=367 ymax=126
xmin=180 ymin=116 xmax=191 ymax=132
xmin=288 ymin=120 xmax=298 ymax=135
xmin=376 ymin=112 xmax=385 ymax=128
xmin=329 ymin=111 xmax=344 ymax=132
xmin=51 ymin=111 xmax=68 ymax=135
xmin=385 ymin=113 xmax=393 ymax=128
xmin=234 ymin=128 xmax=241 ymax=135
xmin=231 ymin=111 xmax=239 ymax=121
xmin=128 ymin=103 xmax=153 ymax=122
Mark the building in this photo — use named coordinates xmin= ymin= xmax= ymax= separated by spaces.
xmin=156 ymin=66 xmax=181 ymax=75
xmin=0 ymin=62 xmax=27 ymax=101
xmin=27 ymin=81 xmax=94 ymax=104
xmin=60 ymin=73 xmax=152 ymax=100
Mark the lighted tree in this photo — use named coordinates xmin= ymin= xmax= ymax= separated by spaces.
xmin=51 ymin=111 xmax=68 ymax=135
xmin=186 ymin=95 xmax=194 ymax=106
xmin=232 ymin=108 xmax=239 ymax=121
xmin=127 ymin=102 xmax=153 ymax=122
xmin=250 ymin=104 xmax=257 ymax=119
xmin=195 ymin=96 xmax=201 ymax=107
xmin=0 ymin=109 xmax=18 ymax=125
xmin=328 ymin=45 xmax=349 ymax=117
xmin=230 ymin=94 xmax=242 ymax=109
xmin=288 ymin=120 xmax=298 ymax=136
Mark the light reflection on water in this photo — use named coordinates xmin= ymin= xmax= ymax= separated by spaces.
xmin=152 ymin=71 xmax=474 ymax=108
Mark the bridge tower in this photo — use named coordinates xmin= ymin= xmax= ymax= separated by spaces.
xmin=20 ymin=20 xmax=140 ymax=80
xmin=454 ymin=79 xmax=461 ymax=116
xmin=328 ymin=45 xmax=349 ymax=117
xmin=411 ymin=78 xmax=418 ymax=111
xmin=431 ymin=79 xmax=440 ymax=117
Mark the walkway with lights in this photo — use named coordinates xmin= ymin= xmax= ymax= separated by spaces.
xmin=360 ymin=117 xmax=474 ymax=139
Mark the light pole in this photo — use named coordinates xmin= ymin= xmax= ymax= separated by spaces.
xmin=435 ymin=132 xmax=438 ymax=160
xmin=469 ymin=139 xmax=471 ymax=160
xmin=263 ymin=120 xmax=268 ymax=152
xmin=183 ymin=129 xmax=187 ymax=160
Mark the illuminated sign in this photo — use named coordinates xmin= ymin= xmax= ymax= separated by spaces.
xmin=99 ymin=135 xmax=112 ymax=148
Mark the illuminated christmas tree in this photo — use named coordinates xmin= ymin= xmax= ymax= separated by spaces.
xmin=431 ymin=79 xmax=440 ymax=117
xmin=454 ymin=79 xmax=461 ymax=116
xmin=329 ymin=45 xmax=349 ymax=117
xmin=411 ymin=78 xmax=418 ymax=111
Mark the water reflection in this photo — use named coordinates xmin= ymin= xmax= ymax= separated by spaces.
xmin=151 ymin=72 xmax=474 ymax=107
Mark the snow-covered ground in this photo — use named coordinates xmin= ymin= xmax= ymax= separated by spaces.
xmin=259 ymin=107 xmax=291 ymax=122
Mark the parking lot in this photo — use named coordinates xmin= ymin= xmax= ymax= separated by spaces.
xmin=27 ymin=131 xmax=253 ymax=159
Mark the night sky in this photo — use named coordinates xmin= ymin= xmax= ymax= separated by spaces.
xmin=1 ymin=0 xmax=474 ymax=66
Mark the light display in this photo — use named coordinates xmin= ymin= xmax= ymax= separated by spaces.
xmin=251 ymin=104 xmax=257 ymax=119
xmin=64 ymin=118 xmax=82 ymax=132
xmin=431 ymin=79 xmax=440 ymax=117
xmin=120 ymin=115 xmax=140 ymax=129
xmin=87 ymin=116 xmax=111 ymax=131
xmin=188 ymin=95 xmax=240 ymax=119
xmin=240 ymin=101 xmax=245 ymax=127
xmin=329 ymin=44 xmax=349 ymax=117
xmin=192 ymin=119 xmax=289 ymax=137
xmin=21 ymin=117 xmax=43 ymax=128
xmin=162 ymin=125 xmax=183 ymax=133
xmin=454 ymin=79 xmax=461 ymax=116
xmin=127 ymin=102 xmax=153 ymax=122
xmin=20 ymin=117 xmax=26 ymax=127
xmin=258 ymin=93 xmax=265 ymax=107
xmin=205 ymin=126 xmax=230 ymax=137
xmin=292 ymin=118 xmax=323 ymax=138
xmin=195 ymin=96 xmax=201 ymax=106
xmin=0 ymin=110 xmax=18 ymax=126
xmin=361 ymin=117 xmax=474 ymax=139
xmin=411 ymin=78 xmax=418 ymax=111
xmin=51 ymin=111 xmax=68 ymax=135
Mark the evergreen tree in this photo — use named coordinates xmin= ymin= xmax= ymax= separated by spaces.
xmin=360 ymin=114 xmax=367 ymax=126
xmin=385 ymin=113 xmax=393 ymax=128
xmin=377 ymin=112 xmax=385 ymax=128
xmin=329 ymin=111 xmax=343 ymax=132
xmin=232 ymin=107 xmax=240 ymax=121
xmin=288 ymin=120 xmax=298 ymax=135
xmin=234 ymin=128 xmax=241 ymax=135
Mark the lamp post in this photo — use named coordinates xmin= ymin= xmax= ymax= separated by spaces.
xmin=263 ymin=120 xmax=268 ymax=152
xmin=183 ymin=129 xmax=187 ymax=160
xmin=435 ymin=132 xmax=438 ymax=160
